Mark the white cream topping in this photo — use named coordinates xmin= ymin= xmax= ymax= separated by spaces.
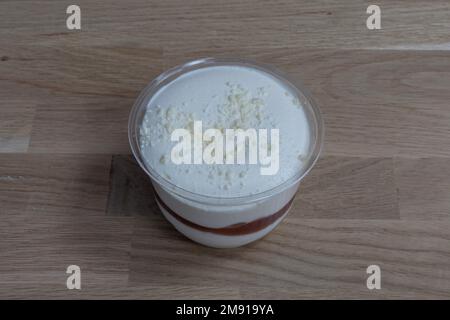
xmin=139 ymin=65 xmax=311 ymax=197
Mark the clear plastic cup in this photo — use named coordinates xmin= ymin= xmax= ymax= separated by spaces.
xmin=128 ymin=58 xmax=324 ymax=248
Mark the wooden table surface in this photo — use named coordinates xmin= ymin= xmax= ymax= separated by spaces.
xmin=1 ymin=0 xmax=450 ymax=299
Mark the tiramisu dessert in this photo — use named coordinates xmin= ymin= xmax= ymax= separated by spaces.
xmin=129 ymin=58 xmax=323 ymax=248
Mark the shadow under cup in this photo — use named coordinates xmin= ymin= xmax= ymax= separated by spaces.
xmin=128 ymin=58 xmax=324 ymax=248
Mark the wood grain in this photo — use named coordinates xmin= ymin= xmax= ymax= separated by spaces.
xmin=0 ymin=100 xmax=35 ymax=152
xmin=1 ymin=0 xmax=450 ymax=299
xmin=0 ymin=154 xmax=134 ymax=296
xmin=295 ymin=156 xmax=398 ymax=219
xmin=1 ymin=1 xmax=449 ymax=50
xmin=1 ymin=285 xmax=240 ymax=300
xmin=129 ymin=217 xmax=450 ymax=298
xmin=0 ymin=45 xmax=163 ymax=99
xmin=29 ymin=96 xmax=133 ymax=154
xmin=395 ymin=157 xmax=450 ymax=220
xmin=0 ymin=214 xmax=133 ymax=296
xmin=106 ymin=155 xmax=158 ymax=216
xmin=0 ymin=153 xmax=112 ymax=215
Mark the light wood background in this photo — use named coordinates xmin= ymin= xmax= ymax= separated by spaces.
xmin=1 ymin=0 xmax=450 ymax=299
